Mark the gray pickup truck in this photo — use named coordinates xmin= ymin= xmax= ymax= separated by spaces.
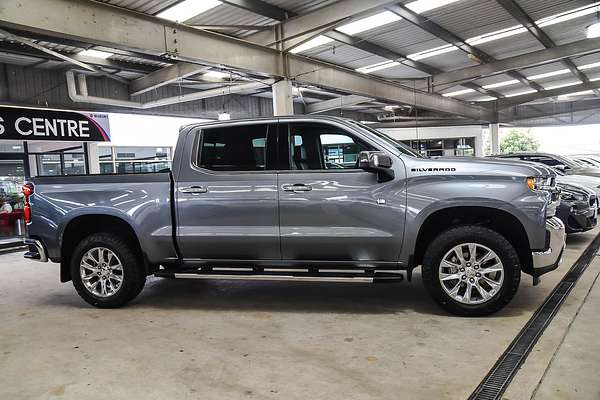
xmin=22 ymin=116 xmax=565 ymax=316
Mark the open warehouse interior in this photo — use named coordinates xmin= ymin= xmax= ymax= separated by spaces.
xmin=1 ymin=1 xmax=600 ymax=399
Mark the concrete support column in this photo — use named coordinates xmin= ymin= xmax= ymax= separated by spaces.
xmin=490 ymin=123 xmax=500 ymax=155
xmin=272 ymin=79 xmax=294 ymax=116
xmin=87 ymin=143 xmax=100 ymax=174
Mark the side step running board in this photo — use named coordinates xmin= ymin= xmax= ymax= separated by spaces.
xmin=155 ymin=269 xmax=403 ymax=283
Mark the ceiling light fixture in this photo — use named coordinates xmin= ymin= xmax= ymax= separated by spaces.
xmin=356 ymin=60 xmax=400 ymax=74
xmin=78 ymin=49 xmax=113 ymax=59
xmin=442 ymin=88 xmax=475 ymax=97
xmin=203 ymin=70 xmax=230 ymax=81
xmin=405 ymin=0 xmax=462 ymax=14
xmin=466 ymin=25 xmax=527 ymax=46
xmin=156 ymin=0 xmax=221 ymax=22
xmin=504 ymin=89 xmax=538 ymax=98
xmin=557 ymin=90 xmax=595 ymax=99
xmin=544 ymin=81 xmax=582 ymax=90
xmin=407 ymin=44 xmax=458 ymax=60
xmin=289 ymin=35 xmax=334 ymax=54
xmin=526 ymin=69 xmax=570 ymax=80
xmin=537 ymin=2 xmax=600 ymax=28
xmin=481 ymin=79 xmax=519 ymax=89
xmin=336 ymin=11 xmax=401 ymax=35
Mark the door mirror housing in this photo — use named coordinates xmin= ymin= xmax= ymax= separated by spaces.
xmin=555 ymin=164 xmax=570 ymax=172
xmin=358 ymin=151 xmax=395 ymax=182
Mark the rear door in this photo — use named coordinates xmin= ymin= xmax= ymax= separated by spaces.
xmin=175 ymin=122 xmax=280 ymax=261
xmin=277 ymin=121 xmax=406 ymax=263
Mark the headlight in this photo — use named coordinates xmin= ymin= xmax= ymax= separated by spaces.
xmin=560 ymin=191 xmax=587 ymax=202
xmin=527 ymin=176 xmax=552 ymax=191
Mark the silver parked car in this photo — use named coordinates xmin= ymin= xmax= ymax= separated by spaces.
xmin=493 ymin=152 xmax=600 ymax=178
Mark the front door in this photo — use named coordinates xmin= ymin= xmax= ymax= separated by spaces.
xmin=277 ymin=121 xmax=406 ymax=263
xmin=176 ymin=122 xmax=280 ymax=261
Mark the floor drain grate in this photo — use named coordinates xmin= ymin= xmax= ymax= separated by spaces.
xmin=468 ymin=233 xmax=600 ymax=400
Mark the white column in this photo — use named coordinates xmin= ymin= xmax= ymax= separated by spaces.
xmin=87 ymin=143 xmax=100 ymax=174
xmin=490 ymin=123 xmax=500 ymax=155
xmin=272 ymin=79 xmax=294 ymax=116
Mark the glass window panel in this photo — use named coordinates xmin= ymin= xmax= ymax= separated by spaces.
xmin=0 ymin=141 xmax=24 ymax=153
xmin=64 ymin=153 xmax=86 ymax=175
xmin=114 ymin=147 xmax=172 ymax=161
xmin=98 ymin=146 xmax=113 ymax=160
xmin=37 ymin=154 xmax=62 ymax=176
xmin=199 ymin=125 xmax=268 ymax=171
xmin=115 ymin=161 xmax=171 ymax=174
xmin=0 ymin=160 xmax=26 ymax=238
xmin=99 ymin=162 xmax=115 ymax=174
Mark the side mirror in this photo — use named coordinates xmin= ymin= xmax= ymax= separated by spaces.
xmin=555 ymin=164 xmax=570 ymax=172
xmin=358 ymin=151 xmax=395 ymax=182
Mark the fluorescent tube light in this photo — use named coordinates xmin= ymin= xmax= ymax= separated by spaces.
xmin=505 ymin=89 xmax=537 ymax=98
xmin=466 ymin=25 xmax=527 ymax=46
xmin=78 ymin=49 xmax=113 ymax=59
xmin=290 ymin=35 xmax=334 ymax=54
xmin=336 ymin=11 xmax=401 ymax=35
xmin=203 ymin=70 xmax=230 ymax=80
xmin=442 ymin=88 xmax=475 ymax=97
xmin=407 ymin=44 xmax=458 ymax=60
xmin=557 ymin=90 xmax=594 ymax=99
xmin=482 ymin=79 xmax=519 ymax=89
xmin=536 ymin=3 xmax=600 ymax=28
xmin=579 ymin=61 xmax=600 ymax=70
xmin=356 ymin=60 xmax=400 ymax=74
xmin=526 ymin=69 xmax=570 ymax=80
xmin=405 ymin=0 xmax=462 ymax=14
xmin=157 ymin=0 xmax=222 ymax=22
xmin=544 ymin=81 xmax=582 ymax=90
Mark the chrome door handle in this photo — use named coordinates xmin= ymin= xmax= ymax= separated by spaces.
xmin=179 ymin=186 xmax=208 ymax=194
xmin=282 ymin=184 xmax=312 ymax=192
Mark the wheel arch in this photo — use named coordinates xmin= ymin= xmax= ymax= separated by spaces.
xmin=59 ymin=213 xmax=147 ymax=283
xmin=412 ymin=206 xmax=533 ymax=275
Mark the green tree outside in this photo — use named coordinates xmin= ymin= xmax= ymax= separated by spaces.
xmin=500 ymin=129 xmax=539 ymax=153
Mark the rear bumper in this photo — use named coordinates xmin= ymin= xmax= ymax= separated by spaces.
xmin=531 ymin=217 xmax=566 ymax=277
xmin=23 ymin=238 xmax=48 ymax=262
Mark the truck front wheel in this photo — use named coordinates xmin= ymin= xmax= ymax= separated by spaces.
xmin=70 ymin=233 xmax=146 ymax=308
xmin=422 ymin=225 xmax=521 ymax=316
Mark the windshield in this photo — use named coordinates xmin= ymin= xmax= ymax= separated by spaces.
xmin=348 ymin=121 xmax=424 ymax=158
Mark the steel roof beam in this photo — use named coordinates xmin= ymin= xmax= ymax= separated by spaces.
xmin=0 ymin=0 xmax=491 ymax=120
xmin=431 ymin=37 xmax=600 ymax=87
xmin=385 ymin=3 xmax=543 ymax=93
xmin=129 ymin=62 xmax=210 ymax=96
xmin=245 ymin=0 xmax=398 ymax=50
xmin=498 ymin=99 xmax=600 ymax=122
xmin=496 ymin=80 xmax=600 ymax=109
xmin=306 ymin=94 xmax=374 ymax=114
xmin=496 ymin=0 xmax=598 ymax=95
xmin=227 ymin=1 xmax=498 ymax=97
xmin=220 ymin=0 xmax=291 ymax=21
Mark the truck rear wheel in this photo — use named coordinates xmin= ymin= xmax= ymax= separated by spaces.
xmin=421 ymin=225 xmax=521 ymax=317
xmin=70 ymin=233 xmax=146 ymax=308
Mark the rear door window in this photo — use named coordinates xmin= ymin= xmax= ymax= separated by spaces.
xmin=197 ymin=124 xmax=274 ymax=171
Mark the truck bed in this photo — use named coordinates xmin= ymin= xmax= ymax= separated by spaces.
xmin=28 ymin=172 xmax=177 ymax=264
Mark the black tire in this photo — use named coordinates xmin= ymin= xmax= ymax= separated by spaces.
xmin=70 ymin=233 xmax=146 ymax=308
xmin=422 ymin=225 xmax=521 ymax=317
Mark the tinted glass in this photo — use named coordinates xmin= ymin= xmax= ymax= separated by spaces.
xmin=199 ymin=124 xmax=268 ymax=171
xmin=287 ymin=123 xmax=373 ymax=170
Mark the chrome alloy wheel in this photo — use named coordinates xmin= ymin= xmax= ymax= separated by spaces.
xmin=80 ymin=247 xmax=124 ymax=298
xmin=438 ymin=243 xmax=504 ymax=305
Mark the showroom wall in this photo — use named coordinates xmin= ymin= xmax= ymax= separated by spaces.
xmin=381 ymin=125 xmax=485 ymax=157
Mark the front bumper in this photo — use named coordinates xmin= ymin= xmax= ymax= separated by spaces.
xmin=531 ymin=217 xmax=566 ymax=278
xmin=23 ymin=238 xmax=48 ymax=262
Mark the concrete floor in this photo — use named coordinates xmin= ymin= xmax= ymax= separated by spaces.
xmin=1 ymin=230 xmax=599 ymax=400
